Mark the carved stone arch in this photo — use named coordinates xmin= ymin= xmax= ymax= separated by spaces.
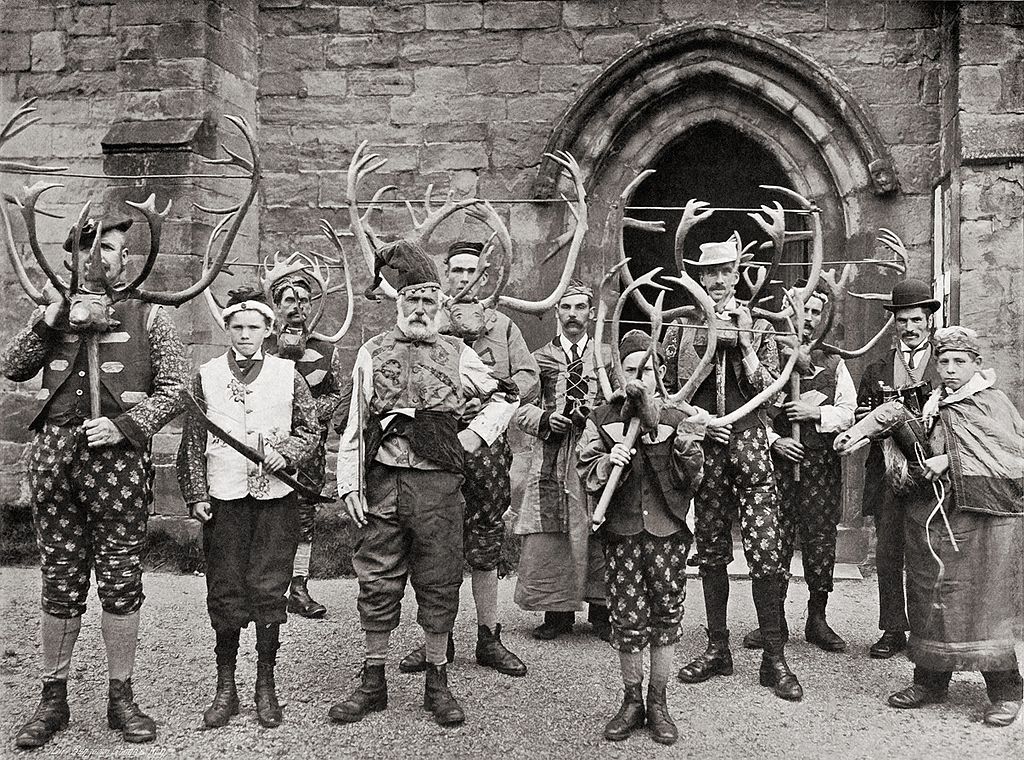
xmin=534 ymin=24 xmax=898 ymax=201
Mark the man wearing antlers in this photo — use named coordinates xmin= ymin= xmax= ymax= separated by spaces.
xmin=665 ymin=234 xmax=803 ymax=702
xmin=398 ymin=240 xmax=538 ymax=678
xmin=3 ymin=218 xmax=189 ymax=748
xmin=262 ymin=259 xmax=344 ymax=619
xmin=330 ymin=240 xmax=519 ymax=727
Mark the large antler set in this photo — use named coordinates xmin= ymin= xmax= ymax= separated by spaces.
xmin=343 ymin=141 xmax=588 ymax=330
xmin=1 ymin=99 xmax=259 ymax=415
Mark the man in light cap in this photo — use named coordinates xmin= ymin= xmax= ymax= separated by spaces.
xmin=513 ymin=280 xmax=610 ymax=641
xmin=855 ymin=277 xmax=940 ymax=659
xmin=399 ymin=240 xmax=538 ymax=679
xmin=329 ymin=240 xmax=519 ymax=727
xmin=870 ymin=326 xmax=1022 ymax=727
xmin=664 ymin=234 xmax=802 ymax=701
xmin=263 ymin=264 xmax=344 ymax=619
xmin=6 ymin=217 xmax=188 ymax=748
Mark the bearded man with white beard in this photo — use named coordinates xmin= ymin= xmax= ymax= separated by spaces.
xmin=328 ymin=240 xmax=518 ymax=728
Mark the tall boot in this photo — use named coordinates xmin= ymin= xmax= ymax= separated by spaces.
xmin=759 ymin=637 xmax=803 ymax=701
xmin=742 ymin=580 xmax=790 ymax=649
xmin=14 ymin=680 xmax=70 ymax=749
xmin=588 ymin=605 xmax=611 ymax=642
xmin=107 ymin=679 xmax=157 ymax=743
xmin=646 ymin=683 xmax=678 ymax=746
xmin=677 ymin=629 xmax=733 ymax=683
xmin=204 ymin=627 xmax=240 ymax=728
xmin=603 ymin=683 xmax=645 ymax=741
xmin=805 ymin=591 xmax=847 ymax=652
xmin=476 ymin=624 xmax=527 ymax=677
xmin=328 ymin=663 xmax=387 ymax=723
xmin=255 ymin=623 xmax=282 ymax=728
xmin=287 ymin=575 xmax=327 ymax=619
xmin=423 ymin=663 xmax=465 ymax=727
xmin=399 ymin=633 xmax=454 ymax=674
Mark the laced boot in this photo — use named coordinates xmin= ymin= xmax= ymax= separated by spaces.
xmin=423 ymin=663 xmax=465 ymax=727
xmin=203 ymin=665 xmax=239 ymax=728
xmin=645 ymin=684 xmax=678 ymax=746
xmin=805 ymin=591 xmax=847 ymax=652
xmin=476 ymin=624 xmax=527 ymax=677
xmin=399 ymin=633 xmax=454 ymax=674
xmin=677 ymin=630 xmax=733 ymax=683
xmin=107 ymin=679 xmax=157 ymax=743
xmin=287 ymin=576 xmax=327 ymax=619
xmin=14 ymin=680 xmax=70 ymax=749
xmin=254 ymin=662 xmax=283 ymax=728
xmin=328 ymin=663 xmax=387 ymax=723
xmin=759 ymin=639 xmax=803 ymax=701
xmin=603 ymin=683 xmax=644 ymax=741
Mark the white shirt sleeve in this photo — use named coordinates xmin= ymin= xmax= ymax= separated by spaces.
xmin=336 ymin=346 xmax=373 ymax=498
xmin=460 ymin=345 xmax=519 ymax=445
xmin=817 ymin=358 xmax=856 ymax=433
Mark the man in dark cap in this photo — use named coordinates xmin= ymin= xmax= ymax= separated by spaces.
xmin=855 ymin=278 xmax=940 ymax=659
xmin=398 ymin=240 xmax=538 ymax=679
xmin=328 ymin=240 xmax=519 ymax=727
xmin=5 ymin=217 xmax=188 ymax=749
xmin=262 ymin=260 xmax=343 ymax=619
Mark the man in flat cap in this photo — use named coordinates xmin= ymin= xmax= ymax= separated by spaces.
xmin=513 ymin=280 xmax=610 ymax=642
xmin=855 ymin=278 xmax=940 ymax=660
xmin=6 ymin=217 xmax=188 ymax=749
xmin=665 ymin=235 xmax=802 ymax=702
xmin=262 ymin=261 xmax=344 ymax=619
xmin=399 ymin=240 xmax=538 ymax=679
xmin=329 ymin=240 xmax=518 ymax=727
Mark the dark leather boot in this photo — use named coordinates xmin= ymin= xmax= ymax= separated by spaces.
xmin=983 ymin=700 xmax=1022 ymax=727
xmin=476 ymin=624 xmax=527 ymax=677
xmin=805 ymin=591 xmax=847 ymax=652
xmin=287 ymin=575 xmax=327 ymax=619
xmin=646 ymin=684 xmax=678 ymax=746
xmin=203 ymin=665 xmax=239 ymax=728
xmin=398 ymin=633 xmax=454 ymax=674
xmin=588 ymin=605 xmax=611 ymax=642
xmin=107 ymin=679 xmax=157 ymax=743
xmin=533 ymin=611 xmax=575 ymax=640
xmin=742 ymin=618 xmax=790 ymax=650
xmin=869 ymin=630 xmax=906 ymax=659
xmin=887 ymin=682 xmax=947 ymax=709
xmin=328 ymin=663 xmax=387 ymax=723
xmin=677 ymin=630 xmax=733 ymax=683
xmin=759 ymin=640 xmax=803 ymax=701
xmin=254 ymin=662 xmax=283 ymax=728
xmin=603 ymin=683 xmax=644 ymax=741
xmin=14 ymin=680 xmax=70 ymax=749
xmin=423 ymin=663 xmax=465 ymax=727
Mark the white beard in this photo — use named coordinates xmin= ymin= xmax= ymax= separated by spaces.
xmin=396 ymin=301 xmax=442 ymax=340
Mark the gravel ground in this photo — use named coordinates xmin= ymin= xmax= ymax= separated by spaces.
xmin=1 ymin=566 xmax=1020 ymax=760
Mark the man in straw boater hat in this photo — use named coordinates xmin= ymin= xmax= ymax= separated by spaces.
xmin=855 ymin=278 xmax=940 ymax=660
xmin=262 ymin=259 xmax=344 ymax=619
xmin=839 ymin=326 xmax=1023 ymax=727
xmin=664 ymin=233 xmax=803 ymax=701
xmin=742 ymin=283 xmax=855 ymax=653
xmin=329 ymin=240 xmax=519 ymax=727
xmin=398 ymin=240 xmax=538 ymax=679
xmin=176 ymin=286 xmax=321 ymax=729
xmin=4 ymin=217 xmax=189 ymax=748
xmin=512 ymin=279 xmax=610 ymax=642
xmin=578 ymin=329 xmax=710 ymax=745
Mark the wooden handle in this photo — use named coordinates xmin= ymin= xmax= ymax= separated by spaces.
xmin=592 ymin=417 xmax=642 ymax=531
xmin=790 ymin=372 xmax=801 ymax=481
xmin=86 ymin=333 xmax=101 ymax=418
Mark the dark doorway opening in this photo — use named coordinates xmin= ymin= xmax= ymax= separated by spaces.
xmin=621 ymin=121 xmax=806 ymax=328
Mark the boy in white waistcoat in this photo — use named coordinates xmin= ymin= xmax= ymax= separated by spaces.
xmin=176 ymin=287 xmax=321 ymax=729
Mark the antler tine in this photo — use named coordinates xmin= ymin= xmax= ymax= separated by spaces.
xmin=67 ymin=201 xmax=92 ymax=295
xmin=0 ymin=194 xmax=46 ymax=304
xmin=820 ymin=314 xmax=894 ymax=358
xmin=346 ymin=141 xmax=398 ymax=300
xmin=495 ymin=150 xmax=588 ymax=315
xmin=136 ymin=114 xmax=259 ymax=305
xmin=672 ymin=198 xmax=714 ymax=279
xmin=662 ymin=270 xmax=720 ymax=406
xmin=407 ymin=196 xmax=482 ymax=250
xmin=17 ymin=182 xmax=70 ymax=298
xmin=200 ymin=214 xmax=233 ymax=328
xmin=451 ymin=232 xmax=496 ymax=303
xmin=114 ymin=193 xmax=172 ymax=302
xmin=592 ymin=259 xmax=631 ymax=401
xmin=0 ymin=100 xmax=68 ymax=175
xmin=610 ymin=267 xmax=670 ymax=392
xmin=471 ymin=202 xmax=514 ymax=309
xmin=745 ymin=200 xmax=787 ymax=305
xmin=310 ymin=228 xmax=354 ymax=344
xmin=609 ymin=169 xmax=666 ymax=319
xmin=201 ymin=115 xmax=257 ymax=175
